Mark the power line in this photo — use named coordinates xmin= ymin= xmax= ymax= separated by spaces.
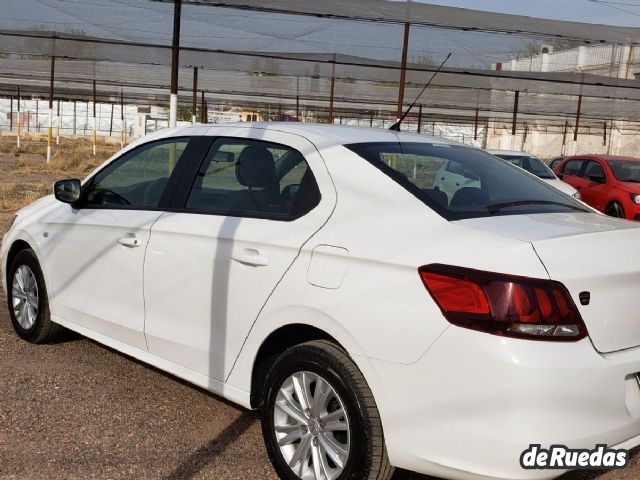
xmin=595 ymin=1 xmax=640 ymax=6
xmin=588 ymin=0 xmax=640 ymax=17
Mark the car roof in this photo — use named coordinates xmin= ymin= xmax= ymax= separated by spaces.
xmin=153 ymin=122 xmax=464 ymax=148
xmin=486 ymin=150 xmax=536 ymax=157
xmin=563 ymin=155 xmax=640 ymax=162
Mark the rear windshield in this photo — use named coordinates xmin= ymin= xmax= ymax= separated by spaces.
xmin=493 ymin=154 xmax=555 ymax=179
xmin=347 ymin=142 xmax=589 ymax=221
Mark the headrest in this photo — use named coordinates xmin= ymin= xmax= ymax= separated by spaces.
xmin=235 ymin=145 xmax=276 ymax=188
xmin=423 ymin=188 xmax=448 ymax=206
xmin=450 ymin=187 xmax=488 ymax=209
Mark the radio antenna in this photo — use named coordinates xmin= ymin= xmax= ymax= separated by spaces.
xmin=389 ymin=52 xmax=452 ymax=132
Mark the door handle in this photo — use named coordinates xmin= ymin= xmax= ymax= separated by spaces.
xmin=231 ymin=249 xmax=269 ymax=267
xmin=117 ymin=234 xmax=141 ymax=248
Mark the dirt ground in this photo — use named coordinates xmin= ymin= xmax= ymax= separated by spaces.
xmin=1 ymin=135 xmax=639 ymax=480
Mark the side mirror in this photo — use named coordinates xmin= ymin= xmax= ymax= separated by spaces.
xmin=54 ymin=179 xmax=81 ymax=204
xmin=556 ymin=173 xmax=563 ymax=180
xmin=589 ymin=174 xmax=606 ymax=184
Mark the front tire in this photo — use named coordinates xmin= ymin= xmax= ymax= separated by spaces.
xmin=7 ymin=249 xmax=63 ymax=343
xmin=605 ymin=201 xmax=625 ymax=219
xmin=261 ymin=340 xmax=393 ymax=480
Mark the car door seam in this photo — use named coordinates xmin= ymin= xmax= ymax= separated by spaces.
xmin=224 ymin=142 xmax=339 ymax=384
xmin=141 ymin=211 xmax=170 ymax=352
xmin=529 ymin=241 xmax=551 ymax=279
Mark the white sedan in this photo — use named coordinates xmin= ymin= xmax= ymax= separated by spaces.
xmin=487 ymin=149 xmax=580 ymax=198
xmin=3 ymin=124 xmax=640 ymax=480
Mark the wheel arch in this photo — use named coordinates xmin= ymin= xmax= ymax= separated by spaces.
xmin=250 ymin=323 xmax=342 ymax=409
xmin=5 ymin=239 xmax=33 ymax=282
xmin=605 ymin=199 xmax=625 ymax=217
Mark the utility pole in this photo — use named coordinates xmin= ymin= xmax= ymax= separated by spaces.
xmin=169 ymin=0 xmax=182 ymax=128
xmin=120 ymin=89 xmax=125 ymax=148
xmin=16 ymin=86 xmax=21 ymax=148
xmin=47 ymin=52 xmax=55 ymax=163
xmin=192 ymin=66 xmax=198 ymax=124
xmin=511 ymin=90 xmax=519 ymax=150
xmin=328 ymin=55 xmax=336 ymax=124
xmin=92 ymin=80 xmax=97 ymax=156
xmin=396 ymin=22 xmax=411 ymax=119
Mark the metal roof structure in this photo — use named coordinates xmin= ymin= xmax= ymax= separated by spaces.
xmin=156 ymin=0 xmax=640 ymax=45
xmin=1 ymin=0 xmax=640 ymax=143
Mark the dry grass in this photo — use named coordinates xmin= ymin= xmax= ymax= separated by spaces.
xmin=0 ymin=135 xmax=121 ymax=177
xmin=0 ymin=213 xmax=14 ymax=243
xmin=0 ymin=182 xmax=51 ymax=211
xmin=0 ymin=135 xmax=125 ymax=243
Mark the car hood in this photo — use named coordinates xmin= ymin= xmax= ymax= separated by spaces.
xmin=613 ymin=181 xmax=640 ymax=194
xmin=541 ymin=177 xmax=577 ymax=196
xmin=456 ymin=212 xmax=640 ymax=353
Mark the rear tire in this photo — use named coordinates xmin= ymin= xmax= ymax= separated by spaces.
xmin=605 ymin=201 xmax=625 ymax=219
xmin=7 ymin=249 xmax=63 ymax=343
xmin=260 ymin=339 xmax=394 ymax=480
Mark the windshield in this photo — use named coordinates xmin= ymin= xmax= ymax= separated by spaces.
xmin=606 ymin=160 xmax=640 ymax=183
xmin=347 ymin=142 xmax=589 ymax=221
xmin=493 ymin=154 xmax=556 ymax=179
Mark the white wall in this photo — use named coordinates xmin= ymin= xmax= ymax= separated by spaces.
xmin=485 ymin=122 xmax=640 ymax=159
xmin=0 ymin=98 xmax=138 ymax=138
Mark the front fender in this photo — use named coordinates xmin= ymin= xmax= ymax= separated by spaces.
xmin=1 ymin=228 xmax=43 ymax=296
xmin=2 ymin=196 xmax=60 ymax=297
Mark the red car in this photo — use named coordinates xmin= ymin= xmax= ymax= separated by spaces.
xmin=554 ymin=155 xmax=640 ymax=220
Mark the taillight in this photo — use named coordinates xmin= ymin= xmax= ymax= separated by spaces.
xmin=419 ymin=264 xmax=588 ymax=341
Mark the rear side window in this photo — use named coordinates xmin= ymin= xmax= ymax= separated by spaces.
xmin=346 ymin=142 xmax=589 ymax=221
xmin=186 ymin=138 xmax=320 ymax=219
xmin=549 ymin=158 xmax=563 ymax=169
xmin=562 ymin=159 xmax=584 ymax=176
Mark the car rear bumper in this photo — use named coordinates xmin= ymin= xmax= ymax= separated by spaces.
xmin=366 ymin=326 xmax=640 ymax=480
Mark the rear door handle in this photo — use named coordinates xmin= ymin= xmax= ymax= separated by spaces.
xmin=231 ymin=249 xmax=269 ymax=267
xmin=117 ymin=234 xmax=141 ymax=248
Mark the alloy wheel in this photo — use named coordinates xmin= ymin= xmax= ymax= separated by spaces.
xmin=606 ymin=202 xmax=624 ymax=218
xmin=12 ymin=265 xmax=39 ymax=329
xmin=273 ymin=371 xmax=350 ymax=480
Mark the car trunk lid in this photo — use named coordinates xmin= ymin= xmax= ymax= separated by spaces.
xmin=457 ymin=212 xmax=640 ymax=353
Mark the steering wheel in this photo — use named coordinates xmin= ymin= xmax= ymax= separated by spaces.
xmin=142 ymin=178 xmax=167 ymax=205
xmin=95 ymin=189 xmax=132 ymax=206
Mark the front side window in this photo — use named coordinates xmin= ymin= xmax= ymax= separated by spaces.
xmin=584 ymin=160 xmax=605 ymax=180
xmin=186 ymin=138 xmax=320 ymax=219
xmin=347 ymin=142 xmax=589 ymax=221
xmin=84 ymin=139 xmax=188 ymax=208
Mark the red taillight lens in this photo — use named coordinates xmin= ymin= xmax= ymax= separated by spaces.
xmin=420 ymin=272 xmax=490 ymax=315
xmin=419 ymin=264 xmax=588 ymax=341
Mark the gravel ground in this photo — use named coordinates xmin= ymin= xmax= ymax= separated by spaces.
xmin=1 ymin=295 xmax=639 ymax=480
